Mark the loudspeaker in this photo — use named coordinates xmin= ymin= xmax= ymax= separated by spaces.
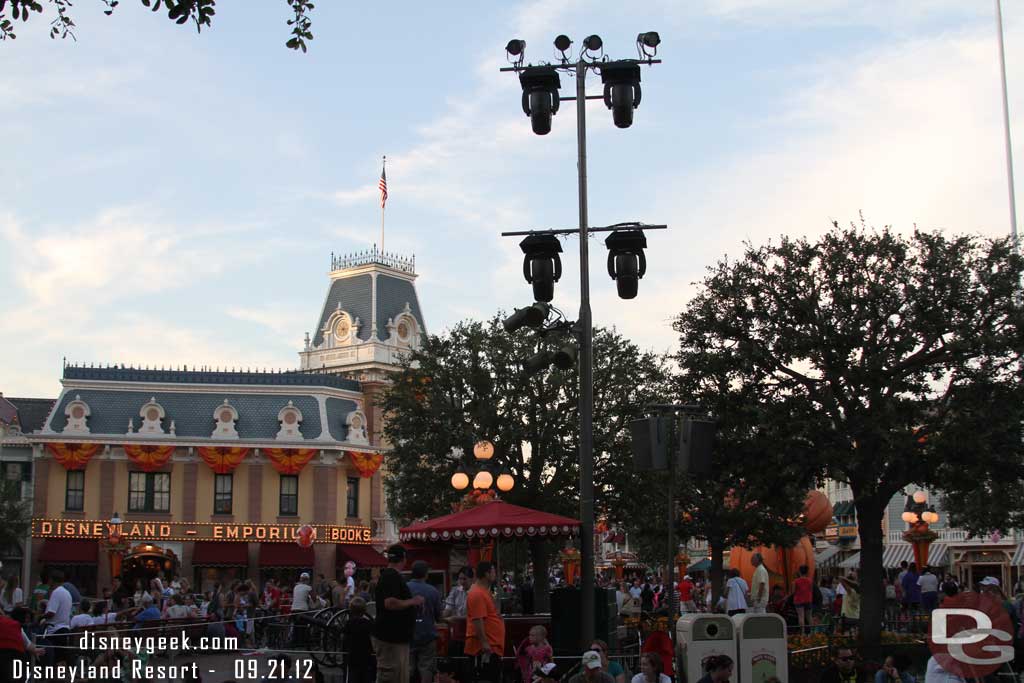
xmin=549 ymin=587 xmax=618 ymax=654
xmin=678 ymin=418 xmax=715 ymax=474
xmin=630 ymin=417 xmax=669 ymax=471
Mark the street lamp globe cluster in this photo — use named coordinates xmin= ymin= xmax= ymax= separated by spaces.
xmin=903 ymin=490 xmax=940 ymax=525
xmin=450 ymin=440 xmax=515 ymax=493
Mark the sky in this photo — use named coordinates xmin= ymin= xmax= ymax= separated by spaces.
xmin=2 ymin=0 xmax=1022 ymax=397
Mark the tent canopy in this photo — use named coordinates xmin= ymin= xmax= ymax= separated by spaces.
xmin=399 ymin=500 xmax=580 ymax=542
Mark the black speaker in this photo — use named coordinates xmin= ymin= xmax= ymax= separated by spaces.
xmin=549 ymin=587 xmax=618 ymax=654
xmin=678 ymin=418 xmax=715 ymax=474
xmin=630 ymin=416 xmax=669 ymax=471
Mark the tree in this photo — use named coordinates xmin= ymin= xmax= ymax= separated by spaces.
xmin=0 ymin=479 xmax=30 ymax=555
xmin=671 ymin=222 xmax=1024 ymax=652
xmin=380 ymin=315 xmax=669 ymax=608
xmin=604 ymin=366 xmax=818 ymax=605
xmin=0 ymin=0 xmax=315 ymax=51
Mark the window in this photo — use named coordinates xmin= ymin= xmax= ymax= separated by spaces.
xmin=214 ymin=474 xmax=233 ymax=515
xmin=129 ymin=472 xmax=170 ymax=512
xmin=279 ymin=475 xmax=298 ymax=516
xmin=3 ymin=462 xmax=30 ymax=482
xmin=65 ymin=471 xmax=85 ymax=511
xmin=346 ymin=477 xmax=359 ymax=518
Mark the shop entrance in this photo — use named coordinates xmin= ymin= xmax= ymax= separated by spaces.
xmin=968 ymin=564 xmax=1004 ymax=590
xmin=121 ymin=543 xmax=180 ymax=592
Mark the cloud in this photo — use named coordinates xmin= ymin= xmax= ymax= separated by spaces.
xmin=227 ymin=306 xmax=310 ymax=338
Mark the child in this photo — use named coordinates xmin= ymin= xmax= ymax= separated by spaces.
xmin=517 ymin=625 xmax=553 ymax=683
xmin=343 ymin=597 xmax=374 ymax=683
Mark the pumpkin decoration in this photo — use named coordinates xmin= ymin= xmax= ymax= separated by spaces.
xmin=295 ymin=524 xmax=317 ymax=548
xmin=729 ymin=535 xmax=815 ymax=593
xmin=801 ymin=490 xmax=833 ymax=534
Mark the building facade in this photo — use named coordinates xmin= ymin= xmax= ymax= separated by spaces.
xmin=3 ymin=249 xmax=426 ymax=595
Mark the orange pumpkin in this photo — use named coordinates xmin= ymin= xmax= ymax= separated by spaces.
xmin=801 ymin=490 xmax=833 ymax=534
xmin=729 ymin=536 xmax=816 ymax=593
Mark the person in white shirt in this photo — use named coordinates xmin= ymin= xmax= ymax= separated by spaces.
xmin=0 ymin=576 xmax=24 ymax=613
xmin=925 ymin=656 xmax=966 ymax=683
xmin=629 ymin=578 xmax=643 ymax=600
xmin=725 ymin=569 xmax=749 ymax=615
xmin=70 ymin=598 xmax=94 ymax=629
xmin=749 ymin=553 xmax=770 ymax=613
xmin=42 ymin=570 xmax=73 ymax=665
xmin=917 ymin=567 xmax=940 ymax=612
xmin=443 ymin=567 xmax=473 ymax=618
xmin=291 ymin=572 xmax=313 ymax=612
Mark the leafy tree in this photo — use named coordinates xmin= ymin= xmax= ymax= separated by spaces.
xmin=604 ymin=373 xmax=818 ymax=605
xmin=380 ymin=315 xmax=669 ymax=608
xmin=0 ymin=0 xmax=315 ymax=51
xmin=0 ymin=479 xmax=30 ymax=555
xmin=670 ymin=221 xmax=1024 ymax=651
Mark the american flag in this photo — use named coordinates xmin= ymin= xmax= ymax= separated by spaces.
xmin=379 ymin=163 xmax=388 ymax=209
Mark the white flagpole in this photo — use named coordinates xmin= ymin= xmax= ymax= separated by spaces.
xmin=996 ymin=0 xmax=1018 ymax=249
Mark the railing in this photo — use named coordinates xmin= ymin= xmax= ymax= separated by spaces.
xmin=331 ymin=246 xmax=415 ymax=274
xmin=372 ymin=516 xmax=399 ymax=543
xmin=886 ymin=528 xmax=1021 ymax=544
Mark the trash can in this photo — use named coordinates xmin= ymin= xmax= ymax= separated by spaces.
xmin=732 ymin=613 xmax=788 ymax=683
xmin=675 ymin=614 xmax=737 ymax=683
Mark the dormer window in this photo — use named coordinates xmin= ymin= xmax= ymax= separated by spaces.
xmin=213 ymin=400 xmax=239 ymax=440
xmin=386 ymin=303 xmax=420 ymax=349
xmin=138 ymin=398 xmax=166 ymax=436
xmin=345 ymin=410 xmax=369 ymax=445
xmin=63 ymin=395 xmax=91 ymax=434
xmin=277 ymin=401 xmax=304 ymax=441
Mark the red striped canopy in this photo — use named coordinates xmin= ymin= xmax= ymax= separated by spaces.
xmin=399 ymin=500 xmax=579 ymax=542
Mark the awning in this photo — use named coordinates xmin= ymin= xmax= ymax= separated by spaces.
xmin=336 ymin=544 xmax=386 ymax=568
xmin=815 ymin=546 xmax=842 ymax=569
xmin=833 ymin=501 xmax=855 ymax=517
xmin=688 ymin=559 xmax=712 ymax=573
xmin=928 ymin=544 xmax=949 ymax=567
xmin=881 ymin=543 xmax=948 ymax=568
xmin=259 ymin=543 xmax=315 ymax=568
xmin=399 ymin=500 xmax=579 ymax=542
xmin=192 ymin=542 xmax=249 ymax=567
xmin=838 ymin=552 xmax=861 ymax=569
xmin=882 ymin=544 xmax=914 ymax=568
xmin=38 ymin=539 xmax=98 ymax=564
xmin=1012 ymin=543 xmax=1024 ymax=567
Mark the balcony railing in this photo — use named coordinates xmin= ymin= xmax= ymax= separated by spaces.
xmin=372 ymin=516 xmax=399 ymax=543
xmin=886 ymin=528 xmax=1021 ymax=544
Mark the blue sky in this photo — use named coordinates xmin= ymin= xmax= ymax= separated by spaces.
xmin=2 ymin=1 xmax=1021 ymax=397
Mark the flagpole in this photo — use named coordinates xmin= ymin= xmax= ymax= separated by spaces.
xmin=380 ymin=155 xmax=386 ymax=254
xmin=996 ymin=0 xmax=1018 ymax=249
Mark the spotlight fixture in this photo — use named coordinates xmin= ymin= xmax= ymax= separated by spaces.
xmin=637 ymin=31 xmax=661 ymax=58
xmin=554 ymin=34 xmax=572 ymax=58
xmin=519 ymin=66 xmax=562 ymax=135
xmin=503 ymin=302 xmax=551 ymax=333
xmin=605 ymin=229 xmax=648 ymax=299
xmin=506 ymin=38 xmax=526 ymax=66
xmin=582 ymin=34 xmax=603 ymax=54
xmin=600 ymin=61 xmax=642 ymax=128
xmin=523 ymin=350 xmax=555 ymax=377
xmin=552 ymin=343 xmax=577 ymax=370
xmin=519 ymin=234 xmax=563 ymax=302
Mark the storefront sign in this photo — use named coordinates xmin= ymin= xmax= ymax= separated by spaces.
xmin=32 ymin=519 xmax=371 ymax=544
xmin=838 ymin=525 xmax=858 ymax=539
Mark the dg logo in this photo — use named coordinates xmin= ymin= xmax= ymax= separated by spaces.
xmin=928 ymin=592 xmax=1015 ymax=678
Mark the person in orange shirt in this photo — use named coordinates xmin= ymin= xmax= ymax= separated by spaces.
xmin=465 ymin=561 xmax=506 ymax=683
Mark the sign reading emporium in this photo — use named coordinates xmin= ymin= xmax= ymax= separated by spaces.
xmin=33 ymin=519 xmax=372 ymax=544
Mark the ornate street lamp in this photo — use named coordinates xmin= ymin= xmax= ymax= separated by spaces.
xmin=902 ymin=490 xmax=939 ymax=568
xmin=450 ymin=440 xmax=515 ymax=495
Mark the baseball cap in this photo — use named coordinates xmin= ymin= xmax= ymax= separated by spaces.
xmin=582 ymin=650 xmax=602 ymax=670
xmin=979 ymin=576 xmax=1000 ymax=587
xmin=684 ymin=575 xmax=692 ymax=580
xmin=300 ymin=572 xmax=310 ymax=580
xmin=385 ymin=544 xmax=407 ymax=562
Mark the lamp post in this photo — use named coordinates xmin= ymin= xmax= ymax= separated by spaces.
xmin=450 ymin=440 xmax=516 ymax=495
xmin=901 ymin=490 xmax=939 ymax=569
xmin=105 ymin=511 xmax=126 ymax=584
xmin=500 ymin=33 xmax=663 ymax=647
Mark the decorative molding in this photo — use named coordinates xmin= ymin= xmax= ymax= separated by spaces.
xmin=63 ymin=395 xmax=91 ymax=434
xmin=212 ymin=399 xmax=239 ymax=440
xmin=138 ymin=397 xmax=166 ymax=436
xmin=345 ymin=410 xmax=369 ymax=445
xmin=276 ymin=401 xmax=304 ymax=441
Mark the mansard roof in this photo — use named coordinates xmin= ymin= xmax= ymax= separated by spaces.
xmin=63 ymin=365 xmax=360 ymax=392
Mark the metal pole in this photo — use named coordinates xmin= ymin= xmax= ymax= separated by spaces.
xmin=576 ymin=59 xmax=596 ymax=648
xmin=996 ymin=0 xmax=1019 ymax=248
xmin=666 ymin=427 xmax=675 ymax=632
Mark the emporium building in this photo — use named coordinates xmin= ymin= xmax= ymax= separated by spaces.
xmin=0 ymin=249 xmax=424 ymax=594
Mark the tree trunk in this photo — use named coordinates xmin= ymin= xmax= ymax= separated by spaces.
xmin=854 ymin=496 xmax=885 ymax=661
xmin=530 ymin=538 xmax=551 ymax=613
xmin=709 ymin=534 xmax=726 ymax=609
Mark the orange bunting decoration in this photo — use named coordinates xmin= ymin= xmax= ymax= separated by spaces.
xmin=123 ymin=444 xmax=175 ymax=472
xmin=264 ymin=448 xmax=317 ymax=475
xmin=347 ymin=451 xmax=383 ymax=478
xmin=197 ymin=446 xmax=250 ymax=474
xmin=46 ymin=442 xmax=101 ymax=471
